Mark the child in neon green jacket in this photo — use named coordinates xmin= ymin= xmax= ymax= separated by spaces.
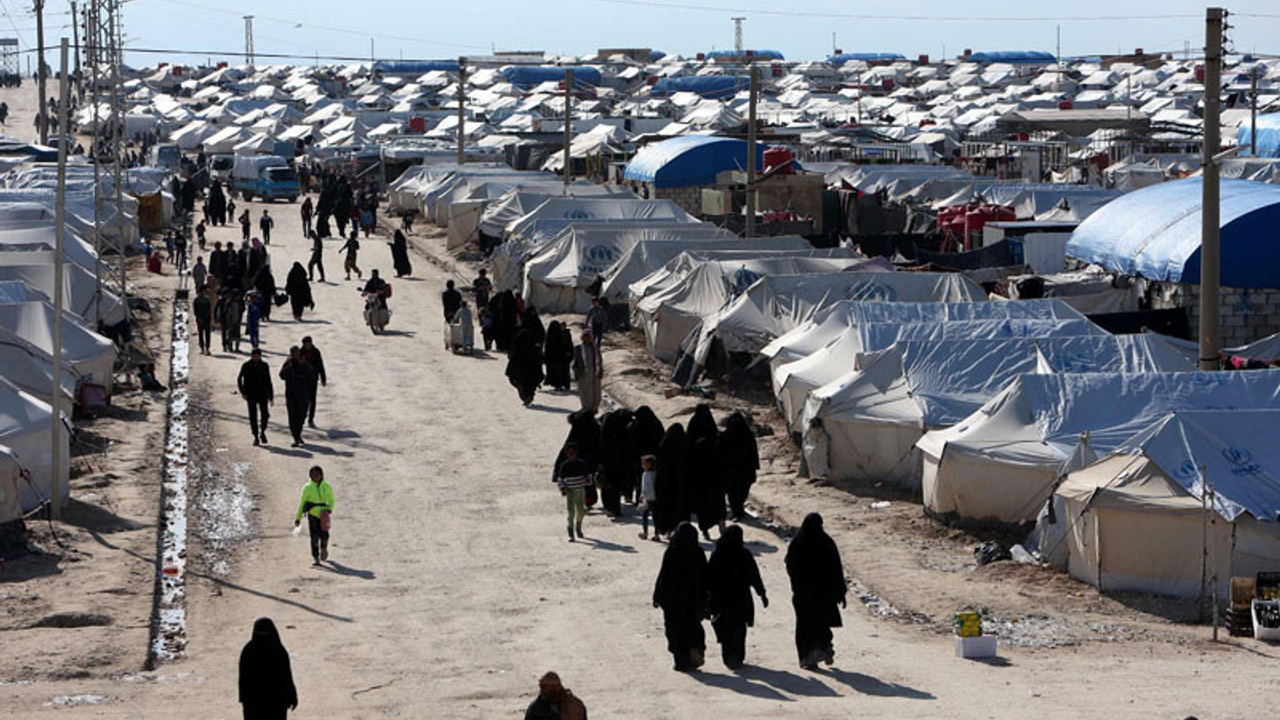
xmin=294 ymin=465 xmax=334 ymax=565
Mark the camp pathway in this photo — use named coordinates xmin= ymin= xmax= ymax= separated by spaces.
xmin=5 ymin=196 xmax=1275 ymax=720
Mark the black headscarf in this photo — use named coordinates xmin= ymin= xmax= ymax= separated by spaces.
xmin=552 ymin=409 xmax=601 ymax=482
xmin=628 ymin=405 xmax=665 ymax=458
xmin=655 ymin=423 xmax=687 ymax=533
xmin=238 ymin=618 xmax=297 ymax=711
xmin=543 ymin=320 xmax=573 ymax=389
xmin=285 ymin=262 xmax=313 ymax=309
xmin=505 ymin=327 xmax=544 ymax=395
xmin=690 ymin=436 xmax=726 ymax=533
xmin=707 ymin=524 xmax=766 ymax=627
xmin=785 ymin=513 xmax=847 ymax=627
xmin=597 ymin=408 xmax=636 ymax=496
xmin=686 ymin=403 xmax=718 ymax=448
xmin=521 ymin=307 xmax=546 ymax=346
xmin=653 ymin=522 xmax=707 ymax=615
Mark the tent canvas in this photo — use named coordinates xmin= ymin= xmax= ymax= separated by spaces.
xmin=0 ymin=446 xmax=21 ymax=524
xmin=0 ymin=300 xmax=118 ymax=395
xmin=0 ymin=325 xmax=79 ymax=403
xmin=0 ymin=264 xmax=128 ymax=327
xmin=800 ymin=335 xmax=1193 ymax=487
xmin=684 ymin=271 xmax=987 ymax=375
xmin=600 ymin=236 xmax=818 ymax=302
xmin=918 ymin=372 xmax=1280 ymax=525
xmin=504 ymin=198 xmax=698 ymax=242
xmin=0 ymin=378 xmax=70 ymax=513
xmin=0 ymin=223 xmax=100 ymax=272
xmin=1056 ymin=410 xmax=1280 ymax=598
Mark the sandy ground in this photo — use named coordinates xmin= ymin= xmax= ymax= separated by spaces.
xmin=1 ymin=83 xmax=1278 ymax=715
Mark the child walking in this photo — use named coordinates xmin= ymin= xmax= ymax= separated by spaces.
xmin=638 ymin=454 xmax=660 ymax=542
xmin=555 ymin=443 xmax=594 ymax=542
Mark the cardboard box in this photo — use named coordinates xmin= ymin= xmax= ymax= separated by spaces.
xmin=955 ymin=635 xmax=998 ymax=659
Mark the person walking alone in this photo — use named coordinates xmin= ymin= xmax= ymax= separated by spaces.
xmin=785 ymin=512 xmax=847 ymax=670
xmin=239 ymin=208 xmax=251 ymax=241
xmin=573 ymin=329 xmax=603 ymax=413
xmin=279 ymin=346 xmax=316 ymax=447
xmin=294 ymin=465 xmax=334 ymax=565
xmin=706 ymin=525 xmax=767 ymax=669
xmin=259 ymin=209 xmax=274 ymax=245
xmin=300 ymin=196 xmax=313 ymax=237
xmin=338 ymin=235 xmax=362 ymax=280
xmin=192 ymin=284 xmax=213 ymax=355
xmin=300 ymin=336 xmax=326 ymax=428
xmin=523 ymin=672 xmax=587 ymax=720
xmin=237 ymin=348 xmax=273 ymax=445
xmin=554 ymin=443 xmax=593 ymax=542
xmin=307 ymin=231 xmax=325 ymax=282
xmin=238 ymin=618 xmax=298 ymax=720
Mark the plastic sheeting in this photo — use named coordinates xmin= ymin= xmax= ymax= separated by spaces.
xmin=1237 ymin=113 xmax=1280 ymax=159
xmin=0 ymin=264 xmax=128 ymax=327
xmin=0 ymin=301 xmax=118 ymax=395
xmin=1067 ymin=178 xmax=1280 ymax=287
xmin=603 ymin=240 xmax=838 ymax=302
xmin=0 ymin=378 xmax=70 ymax=513
xmin=623 ymin=136 xmax=775 ymax=188
xmin=918 ymin=371 xmax=1280 ymax=524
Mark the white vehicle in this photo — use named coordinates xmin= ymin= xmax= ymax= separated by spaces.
xmin=149 ymin=143 xmax=181 ymax=171
xmin=210 ymin=154 xmax=235 ymax=183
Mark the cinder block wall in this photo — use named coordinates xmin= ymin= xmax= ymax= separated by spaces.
xmin=653 ymin=184 xmax=705 ymax=216
xmin=1176 ymin=284 xmax=1280 ymax=346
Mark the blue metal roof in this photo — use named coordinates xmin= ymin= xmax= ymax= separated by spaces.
xmin=651 ymin=75 xmax=746 ymax=99
xmin=1067 ymin=178 xmax=1280 ymax=288
xmin=705 ymin=49 xmax=785 ymax=61
xmin=372 ymin=60 xmax=459 ymax=74
xmin=624 ymin=135 xmax=769 ymax=188
xmin=827 ymin=53 xmax=907 ymax=64
xmin=1238 ymin=113 xmax=1280 ymax=158
xmin=967 ymin=51 xmax=1056 ymax=65
xmin=499 ymin=66 xmax=603 ymax=89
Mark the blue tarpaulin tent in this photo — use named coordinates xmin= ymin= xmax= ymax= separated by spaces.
xmin=1237 ymin=113 xmax=1280 ymax=158
xmin=624 ymin=135 xmax=770 ymax=188
xmin=651 ymin=75 xmax=747 ymax=99
xmin=705 ymin=49 xmax=784 ymax=61
xmin=967 ymin=51 xmax=1056 ymax=65
xmin=499 ymin=66 xmax=603 ymax=89
xmin=827 ymin=53 xmax=907 ymax=64
xmin=372 ymin=60 xmax=460 ymax=74
xmin=1067 ymin=177 xmax=1280 ymax=287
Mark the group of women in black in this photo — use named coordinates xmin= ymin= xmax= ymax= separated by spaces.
xmin=655 ymin=512 xmax=848 ymax=673
xmin=500 ymin=294 xmax=580 ymax=405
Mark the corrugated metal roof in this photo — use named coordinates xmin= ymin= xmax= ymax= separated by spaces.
xmin=623 ymin=135 xmax=765 ymax=188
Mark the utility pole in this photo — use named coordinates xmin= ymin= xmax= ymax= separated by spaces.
xmin=107 ymin=0 xmax=127 ymax=308
xmin=562 ymin=68 xmax=573 ymax=193
xmin=732 ymin=16 xmax=745 ymax=56
xmin=243 ymin=16 xmax=255 ymax=68
xmin=1199 ymin=6 xmax=1225 ymax=371
xmin=50 ymin=37 xmax=70 ymax=521
xmin=1056 ymin=24 xmax=1062 ymax=87
xmin=456 ymin=57 xmax=466 ymax=165
xmin=370 ymin=38 xmax=374 ymax=64
xmin=1250 ymin=65 xmax=1260 ymax=155
xmin=745 ymin=64 xmax=758 ymax=238
xmin=70 ymin=1 xmax=80 ymax=82
xmin=86 ymin=0 xmax=101 ymax=321
xmin=35 ymin=0 xmax=47 ymax=145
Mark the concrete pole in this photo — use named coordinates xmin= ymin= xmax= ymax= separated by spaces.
xmin=51 ymin=38 xmax=70 ymax=520
xmin=35 ymin=0 xmax=47 ymax=145
xmin=70 ymin=1 xmax=80 ymax=82
xmin=563 ymin=69 xmax=573 ymax=193
xmin=1251 ymin=66 xmax=1259 ymax=156
xmin=1199 ymin=7 xmax=1224 ymax=371
xmin=745 ymin=65 xmax=758 ymax=238
xmin=456 ymin=57 xmax=466 ymax=165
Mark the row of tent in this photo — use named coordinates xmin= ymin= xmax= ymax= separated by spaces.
xmin=0 ymin=170 xmax=137 ymax=527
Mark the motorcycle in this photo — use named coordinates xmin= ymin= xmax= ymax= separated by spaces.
xmin=362 ymin=289 xmax=391 ymax=334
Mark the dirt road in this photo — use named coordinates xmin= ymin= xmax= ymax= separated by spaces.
xmin=3 ymin=181 xmax=1276 ymax=718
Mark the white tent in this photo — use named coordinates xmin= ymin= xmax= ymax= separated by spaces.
xmin=0 ymin=301 xmax=118 ymax=395
xmin=0 ymin=223 xmax=100 ymax=272
xmin=0 ymin=264 xmax=128 ymax=327
xmin=0 ymin=378 xmax=70 ymax=513
xmin=504 ymin=198 xmax=698 ymax=243
xmin=601 ymin=236 xmax=820 ymax=302
xmin=801 ymin=335 xmax=1192 ymax=487
xmin=0 ymin=325 xmax=79 ymax=403
xmin=637 ymin=258 xmax=871 ymax=362
xmin=684 ymin=271 xmax=987 ymax=376
xmin=521 ymin=222 xmax=733 ymax=313
xmin=1055 ymin=410 xmax=1280 ymax=598
xmin=918 ymin=372 xmax=1280 ymax=525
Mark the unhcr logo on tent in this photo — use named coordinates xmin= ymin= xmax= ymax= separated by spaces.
xmin=1173 ymin=459 xmax=1199 ymax=481
xmin=585 ymin=245 xmax=616 ymax=264
xmin=733 ymin=268 xmax=761 ymax=291
xmin=1223 ymin=447 xmax=1264 ymax=477
xmin=846 ymin=283 xmax=897 ymax=302
xmin=564 ymin=209 xmax=595 ymax=220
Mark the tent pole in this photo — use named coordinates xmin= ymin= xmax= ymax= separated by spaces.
xmin=1210 ymin=479 xmax=1219 ymax=641
xmin=50 ymin=38 xmax=70 ymax=521
xmin=563 ymin=69 xmax=573 ymax=194
xmin=1199 ymin=463 xmax=1209 ymax=621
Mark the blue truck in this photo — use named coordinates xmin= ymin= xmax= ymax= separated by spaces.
xmin=231 ymin=155 xmax=300 ymax=202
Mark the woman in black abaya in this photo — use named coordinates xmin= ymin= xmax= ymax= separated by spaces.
xmin=543 ymin=321 xmax=573 ymax=391
xmin=596 ymin=408 xmax=635 ymax=516
xmin=284 ymin=262 xmax=313 ymax=321
xmin=505 ymin=326 xmax=544 ymax=406
xmin=389 ymin=229 xmax=413 ymax=278
xmin=654 ymin=423 xmax=687 ymax=536
xmin=495 ymin=290 xmax=518 ymax=352
xmin=706 ymin=524 xmax=767 ymax=669
xmin=719 ymin=410 xmax=759 ymax=520
xmin=689 ymin=436 xmax=727 ymax=540
xmin=652 ymin=522 xmax=708 ymax=672
xmin=238 ymin=618 xmax=298 ymax=720
xmin=785 ymin=512 xmax=847 ymax=670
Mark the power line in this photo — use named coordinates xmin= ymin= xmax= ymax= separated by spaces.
xmin=573 ymin=0 xmax=1202 ymax=23
xmin=149 ymin=0 xmax=489 ymax=51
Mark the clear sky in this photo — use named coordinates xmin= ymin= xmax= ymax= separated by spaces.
xmin=3 ymin=1 xmax=1280 ymax=69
